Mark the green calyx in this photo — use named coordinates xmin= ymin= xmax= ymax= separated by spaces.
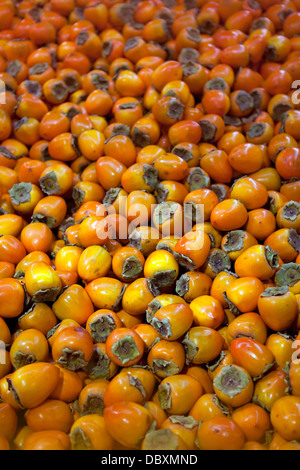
xmin=83 ymin=348 xmax=111 ymax=380
xmin=146 ymin=299 xmax=162 ymax=323
xmin=169 ymin=415 xmax=198 ymax=429
xmin=13 ymin=351 xmax=37 ymax=369
xmin=111 ymin=335 xmax=140 ymax=365
xmin=70 ymin=427 xmax=93 ymax=450
xmin=91 ymin=72 xmax=109 ymax=91
xmin=111 ymin=286 xmax=125 ymax=312
xmin=31 ymin=212 xmax=56 ymax=228
xmin=111 ymin=124 xmax=131 ymax=138
xmin=175 ymin=273 xmax=190 ymax=296
xmin=222 ymin=230 xmax=245 ymax=253
xmin=198 ymin=121 xmax=217 ymax=143
xmin=56 ymin=347 xmax=89 ymax=371
xmin=89 ymin=315 xmax=116 ymax=343
xmin=155 ymin=183 xmax=169 ymax=204
xmin=121 ymin=256 xmax=143 ymax=280
xmin=128 ymin=230 xmax=142 ymax=251
xmin=143 ymin=163 xmax=158 ymax=190
xmin=72 ymin=187 xmax=85 ymax=206
xmin=212 ymin=394 xmax=231 ymax=417
xmin=260 ymin=286 xmax=289 ymax=297
xmin=182 ymin=333 xmax=198 ymax=364
xmin=151 ymin=317 xmax=172 ymax=339
xmin=205 ymin=77 xmax=227 ymax=92
xmin=247 ymin=122 xmax=265 ymax=139
xmin=154 ymin=202 xmax=178 ymax=225
xmin=282 ymin=201 xmax=300 ymax=221
xmin=174 ymin=252 xmax=196 ymax=271
xmin=158 ymin=382 xmax=172 ymax=411
xmin=8 ymin=183 xmax=32 ymax=205
xmin=213 ymin=365 xmax=250 ymax=399
xmin=205 ymin=249 xmax=231 ymax=275
xmin=222 ymin=292 xmax=241 ymax=316
xmin=172 ymin=146 xmax=193 ymax=163
xmin=184 ymin=201 xmax=203 ymax=223
xmin=265 ymin=245 xmax=279 ymax=269
xmin=31 ymin=286 xmax=61 ymax=303
xmin=39 ymin=171 xmax=61 ymax=195
xmin=206 ymin=350 xmax=227 ymax=372
xmin=288 ymin=228 xmax=300 ymax=252
xmin=212 ymin=184 xmax=228 ymax=202
xmin=129 ymin=375 xmax=146 ymax=398
xmin=275 ymin=262 xmax=300 ymax=287
xmin=80 ymin=393 xmax=105 ymax=416
xmin=152 ymin=359 xmax=180 ymax=377
xmin=236 ymin=90 xmax=254 ymax=112
xmin=132 ymin=128 xmax=151 ymax=148
xmin=148 ymin=269 xmax=178 ymax=290
xmin=103 ymin=187 xmax=121 ymax=206
xmin=142 ymin=429 xmax=179 ymax=451
xmin=6 ymin=377 xmax=24 ymax=409
xmin=166 ymin=98 xmax=185 ymax=120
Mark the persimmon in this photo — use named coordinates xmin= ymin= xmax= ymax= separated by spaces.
xmin=0 ymin=0 xmax=299 ymax=453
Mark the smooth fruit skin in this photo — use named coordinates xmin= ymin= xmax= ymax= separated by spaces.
xmin=0 ymin=403 xmax=18 ymax=441
xmin=0 ymin=434 xmax=10 ymax=450
xmin=24 ymin=261 xmax=62 ymax=303
xmin=157 ymin=374 xmax=204 ymax=415
xmin=270 ymin=396 xmax=300 ymax=441
xmin=52 ymin=284 xmax=94 ymax=325
xmin=232 ymin=403 xmax=271 ymax=442
xmin=5 ymin=362 xmax=60 ymax=409
xmin=105 ymin=328 xmax=145 ymax=367
xmin=213 ymin=364 xmax=254 ymax=408
xmin=257 ymin=287 xmax=298 ymax=331
xmin=210 ymin=199 xmax=248 ymax=232
xmin=197 ymin=417 xmax=246 ymax=450
xmin=183 ymin=326 xmax=225 ymax=365
xmin=51 ymin=326 xmax=94 ymax=371
xmin=25 ymin=399 xmax=74 ymax=433
xmin=9 ymin=328 xmax=49 ymax=369
xmin=0 ymin=0 xmax=300 ymax=454
xmin=103 ymin=401 xmax=154 ymax=449
xmin=0 ymin=278 xmax=24 ymax=318
xmin=70 ymin=415 xmax=115 ymax=450
xmin=151 ymin=303 xmax=193 ymax=341
xmin=230 ymin=337 xmax=275 ymax=379
xmin=225 ymin=276 xmax=265 ymax=313
xmin=22 ymin=430 xmax=71 ymax=450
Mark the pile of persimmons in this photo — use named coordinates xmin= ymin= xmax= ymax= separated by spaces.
xmin=0 ymin=0 xmax=300 ymax=451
